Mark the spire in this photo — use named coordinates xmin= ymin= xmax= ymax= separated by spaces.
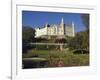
xmin=72 ymin=21 xmax=75 ymax=37
xmin=61 ymin=17 xmax=64 ymax=25
xmin=72 ymin=21 xmax=74 ymax=27
xmin=60 ymin=17 xmax=64 ymax=35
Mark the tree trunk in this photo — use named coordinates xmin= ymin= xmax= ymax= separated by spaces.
xmin=60 ymin=44 xmax=63 ymax=51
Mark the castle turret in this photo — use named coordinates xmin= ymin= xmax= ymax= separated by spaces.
xmin=45 ymin=23 xmax=48 ymax=35
xmin=60 ymin=17 xmax=64 ymax=35
xmin=61 ymin=17 xmax=64 ymax=25
xmin=72 ymin=21 xmax=75 ymax=37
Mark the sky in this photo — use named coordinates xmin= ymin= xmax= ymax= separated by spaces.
xmin=22 ymin=11 xmax=89 ymax=32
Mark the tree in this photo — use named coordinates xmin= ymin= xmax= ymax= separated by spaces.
xmin=81 ymin=14 xmax=89 ymax=30
xmin=81 ymin=14 xmax=89 ymax=50
xmin=22 ymin=26 xmax=35 ymax=43
xmin=54 ymin=38 xmax=67 ymax=51
xmin=22 ymin=26 xmax=35 ymax=53
xmin=67 ymin=31 xmax=89 ymax=50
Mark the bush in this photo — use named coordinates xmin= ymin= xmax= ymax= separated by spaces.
xmin=73 ymin=49 xmax=89 ymax=54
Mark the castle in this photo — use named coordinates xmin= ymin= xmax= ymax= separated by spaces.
xmin=35 ymin=18 xmax=75 ymax=38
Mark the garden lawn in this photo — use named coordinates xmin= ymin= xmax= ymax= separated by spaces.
xmin=23 ymin=49 xmax=89 ymax=67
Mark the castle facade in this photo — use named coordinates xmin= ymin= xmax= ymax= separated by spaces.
xmin=35 ymin=18 xmax=75 ymax=38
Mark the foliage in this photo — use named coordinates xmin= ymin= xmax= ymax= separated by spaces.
xmin=22 ymin=26 xmax=35 ymax=53
xmin=67 ymin=30 xmax=89 ymax=50
xmin=55 ymin=38 xmax=67 ymax=43
xmin=68 ymin=14 xmax=90 ymax=51
xmin=34 ymin=38 xmax=48 ymax=42
xmin=81 ymin=14 xmax=89 ymax=30
xmin=73 ymin=49 xmax=89 ymax=54
xmin=23 ymin=49 xmax=89 ymax=67
xmin=22 ymin=26 xmax=35 ymax=43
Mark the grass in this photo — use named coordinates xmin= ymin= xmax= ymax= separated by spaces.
xmin=23 ymin=49 xmax=89 ymax=67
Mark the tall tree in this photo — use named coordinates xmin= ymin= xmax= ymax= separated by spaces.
xmin=81 ymin=14 xmax=89 ymax=50
xmin=81 ymin=14 xmax=89 ymax=30
xmin=22 ymin=26 xmax=35 ymax=43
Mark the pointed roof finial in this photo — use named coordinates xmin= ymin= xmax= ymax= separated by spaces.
xmin=72 ymin=21 xmax=74 ymax=27
xmin=72 ymin=21 xmax=75 ymax=37
xmin=61 ymin=17 xmax=64 ymax=24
